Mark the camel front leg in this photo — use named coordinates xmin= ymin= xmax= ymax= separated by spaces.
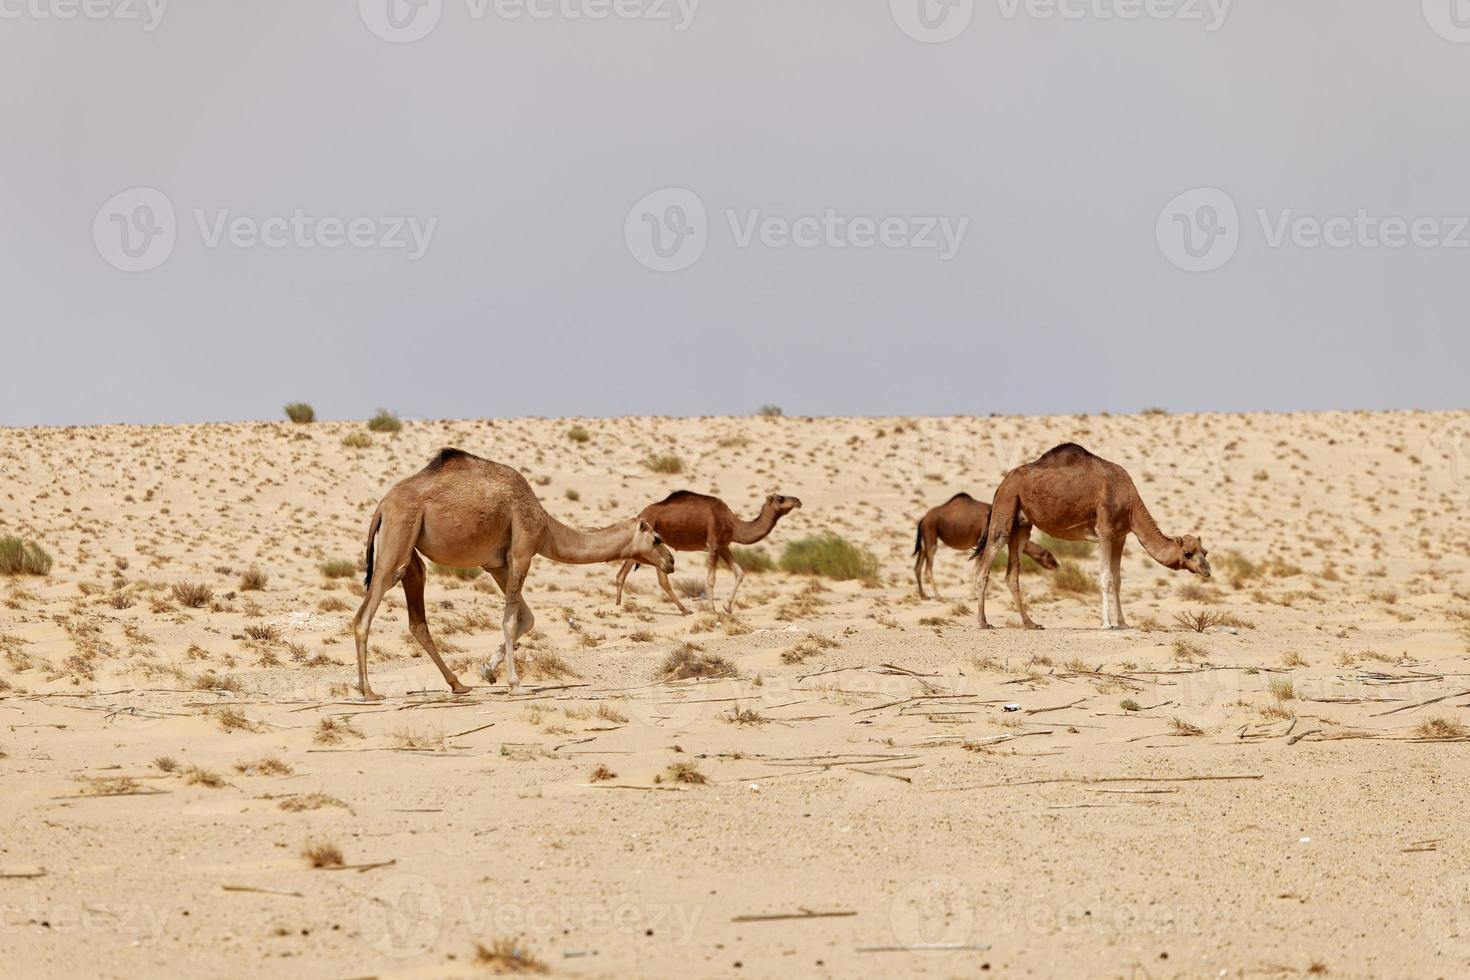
xmin=974 ymin=539 xmax=1001 ymax=629
xmin=614 ymin=559 xmax=634 ymax=607
xmin=483 ymin=559 xmax=536 ymax=694
xmin=704 ymin=549 xmax=719 ymax=611
xmin=928 ymin=550 xmax=943 ymax=601
xmin=1108 ymin=535 xmax=1127 ymax=629
xmin=718 ymin=546 xmax=745 ymax=614
xmin=655 ymin=567 xmax=690 ymax=615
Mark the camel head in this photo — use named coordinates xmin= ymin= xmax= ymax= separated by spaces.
xmin=1177 ymin=535 xmax=1211 ymax=578
xmin=766 ymin=493 xmax=803 ymax=516
xmin=1033 ymin=549 xmax=1060 ymax=571
xmin=630 ymin=518 xmax=676 ymax=574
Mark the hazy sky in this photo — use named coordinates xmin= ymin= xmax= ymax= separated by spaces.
xmin=2 ymin=1 xmax=1467 ymax=426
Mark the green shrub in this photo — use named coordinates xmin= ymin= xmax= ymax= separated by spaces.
xmin=642 ymin=453 xmax=684 ymax=475
xmin=566 ymin=425 xmax=591 ymax=444
xmin=341 ymin=432 xmax=372 ymax=450
xmin=758 ymin=405 xmax=783 ymax=418
xmin=283 ymin=402 xmax=316 ymax=424
xmin=366 ymin=409 xmax=402 ymax=434
xmin=0 ymin=536 xmax=52 ymax=576
xmin=1032 ymin=531 xmax=1095 ymax=560
xmin=1049 ymin=560 xmax=1093 ymax=594
xmin=779 ymin=534 xmax=878 ymax=581
xmin=731 ymin=546 xmax=775 ymax=573
xmin=320 ymin=559 xmax=357 ymax=580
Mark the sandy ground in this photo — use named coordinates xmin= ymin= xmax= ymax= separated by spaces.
xmin=4 ymin=412 xmax=1470 ymax=979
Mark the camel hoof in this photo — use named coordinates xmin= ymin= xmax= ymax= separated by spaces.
xmin=479 ymin=664 xmax=497 ymax=684
xmin=506 ymin=684 xmax=524 ymax=697
xmin=1024 ymin=623 xmax=1045 ymax=631
xmin=978 ymin=623 xmax=995 ymax=631
xmin=449 ymin=682 xmax=471 ymax=695
xmin=357 ymin=690 xmax=385 ymax=703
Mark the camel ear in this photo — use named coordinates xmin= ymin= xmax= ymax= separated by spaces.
xmin=638 ymin=519 xmax=653 ymax=534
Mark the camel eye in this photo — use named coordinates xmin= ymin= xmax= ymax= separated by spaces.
xmin=653 ymin=536 xmax=663 ymax=546
xmin=1184 ymin=551 xmax=1194 ymax=559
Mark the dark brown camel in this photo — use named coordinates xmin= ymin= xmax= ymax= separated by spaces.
xmin=352 ymin=449 xmax=674 ymax=698
xmin=973 ymin=443 xmax=1211 ymax=630
xmin=615 ymin=491 xmax=802 ymax=614
xmin=913 ymin=492 xmax=1058 ymax=599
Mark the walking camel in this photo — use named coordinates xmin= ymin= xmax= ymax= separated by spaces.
xmin=914 ymin=492 xmax=1058 ymax=599
xmin=615 ymin=491 xmax=802 ymax=614
xmin=972 ymin=444 xmax=1211 ymax=630
xmin=352 ymin=449 xmax=675 ymax=699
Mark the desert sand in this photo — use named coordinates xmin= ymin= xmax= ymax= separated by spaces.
xmin=3 ymin=411 xmax=1470 ymax=979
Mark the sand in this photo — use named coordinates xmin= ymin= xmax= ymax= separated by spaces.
xmin=2 ymin=411 xmax=1470 ymax=979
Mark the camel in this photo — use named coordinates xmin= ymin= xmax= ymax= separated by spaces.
xmin=351 ymin=449 xmax=674 ymax=699
xmin=913 ymin=492 xmax=1058 ymax=599
xmin=972 ymin=443 xmax=1211 ymax=630
xmin=615 ymin=491 xmax=802 ymax=614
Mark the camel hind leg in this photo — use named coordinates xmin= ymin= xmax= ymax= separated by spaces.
xmin=974 ymin=491 xmax=1019 ymax=630
xmin=614 ymin=559 xmax=634 ymax=607
xmin=1007 ymin=524 xmax=1042 ymax=630
xmin=718 ymin=545 xmax=745 ymax=614
xmin=351 ymin=511 xmax=421 ymax=700
xmin=402 ymin=552 xmax=470 ymax=695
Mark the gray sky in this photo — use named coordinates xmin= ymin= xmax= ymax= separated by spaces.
xmin=2 ymin=1 xmax=1466 ymax=426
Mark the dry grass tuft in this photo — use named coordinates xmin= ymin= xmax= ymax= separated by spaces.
xmin=1168 ymin=717 xmax=1204 ymax=737
xmin=171 ymin=581 xmax=213 ymax=608
xmin=302 ymin=841 xmax=345 ymax=868
xmin=239 ymin=567 xmax=269 ymax=591
xmin=1268 ymin=678 xmax=1296 ymax=702
xmin=314 ymin=716 xmax=364 ymax=744
xmin=1049 ymin=560 xmax=1092 ymax=594
xmin=474 ymin=937 xmax=550 ymax=974
xmin=589 ymin=765 xmax=618 ymax=782
xmin=659 ymin=643 xmax=737 ymax=680
xmin=1174 ymin=609 xmax=1224 ymax=633
xmin=234 ymin=756 xmax=293 ymax=776
xmin=722 ymin=704 xmax=767 ymax=726
xmin=665 ymin=760 xmax=709 ymax=784
xmin=1414 ymin=716 xmax=1468 ymax=740
xmin=279 ymin=792 xmax=348 ymax=812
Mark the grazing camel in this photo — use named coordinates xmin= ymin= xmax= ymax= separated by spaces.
xmin=972 ymin=443 xmax=1211 ymax=630
xmin=913 ymin=492 xmax=1058 ymax=599
xmin=352 ymin=449 xmax=674 ymax=699
xmin=615 ymin=491 xmax=802 ymax=614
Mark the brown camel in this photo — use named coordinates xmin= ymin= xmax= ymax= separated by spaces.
xmin=615 ymin=491 xmax=802 ymax=614
xmin=972 ymin=443 xmax=1211 ymax=630
xmin=351 ymin=449 xmax=674 ymax=699
xmin=913 ymin=493 xmax=1058 ymax=599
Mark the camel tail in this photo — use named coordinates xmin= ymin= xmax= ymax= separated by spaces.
xmin=913 ymin=522 xmax=923 ymax=557
xmin=971 ymin=530 xmax=988 ymax=561
xmin=363 ymin=509 xmax=383 ymax=590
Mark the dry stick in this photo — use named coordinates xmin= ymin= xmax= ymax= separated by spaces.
xmin=318 ymin=859 xmax=397 ymax=873
xmin=940 ymin=774 xmax=1263 ymax=791
xmin=222 ymin=884 xmax=303 ymax=898
xmin=858 ymin=944 xmax=990 ymax=953
xmin=797 ymin=664 xmax=865 ymax=681
xmin=1027 ymin=697 xmax=1090 ymax=715
xmin=852 ymin=768 xmax=913 ymax=784
xmin=447 ymin=722 xmax=495 ymax=739
xmin=0 ymin=868 xmax=45 ymax=879
xmin=1372 ymin=689 xmax=1470 ymax=718
xmin=732 ymin=909 xmax=856 ymax=923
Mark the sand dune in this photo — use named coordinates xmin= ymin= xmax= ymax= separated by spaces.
xmin=3 ymin=411 xmax=1470 ymax=978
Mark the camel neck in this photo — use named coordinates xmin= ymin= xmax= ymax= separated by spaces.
xmin=1130 ymin=500 xmax=1184 ymax=570
xmin=733 ymin=505 xmax=780 ymax=545
xmin=540 ymin=515 xmax=632 ymax=565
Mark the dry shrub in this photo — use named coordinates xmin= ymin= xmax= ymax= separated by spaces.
xmin=474 ymin=938 xmax=549 ymax=974
xmin=1414 ymin=716 xmax=1468 ymax=740
xmin=589 ymin=765 xmax=617 ymax=782
xmin=314 ymin=716 xmax=363 ymax=744
xmin=723 ymin=704 xmax=767 ymax=726
xmin=279 ymin=792 xmax=348 ymax=812
xmin=302 ymin=841 xmax=345 ymax=868
xmin=239 ymin=567 xmax=269 ymax=591
xmin=172 ymin=581 xmax=213 ymax=608
xmin=211 ymin=707 xmax=260 ymax=733
xmin=1173 ymin=609 xmax=1224 ymax=633
xmin=641 ymin=453 xmax=684 ymax=474
xmin=183 ymin=765 xmax=229 ymax=788
xmin=525 ymin=649 xmax=580 ymax=681
xmin=234 ymin=756 xmax=293 ymax=776
xmin=1269 ymin=678 xmax=1296 ymax=702
xmin=666 ymin=760 xmax=708 ymax=784
xmin=659 ymin=643 xmax=737 ymax=680
xmin=1168 ymin=717 xmax=1204 ymax=737
xmin=244 ymin=623 xmax=280 ymax=642
xmin=1049 ymin=560 xmax=1092 ymax=594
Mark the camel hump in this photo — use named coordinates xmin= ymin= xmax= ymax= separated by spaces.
xmin=1035 ymin=443 xmax=1096 ymax=465
xmin=658 ymin=490 xmax=711 ymax=505
xmin=944 ymin=492 xmax=976 ymax=504
xmin=425 ymin=447 xmax=485 ymax=470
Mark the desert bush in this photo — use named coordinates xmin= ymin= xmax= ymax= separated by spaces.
xmin=642 ymin=453 xmax=684 ymax=475
xmin=239 ymin=567 xmax=268 ymax=591
xmin=171 ymin=581 xmax=213 ymax=608
xmin=283 ymin=402 xmax=315 ymax=424
xmin=320 ymin=559 xmax=357 ymax=579
xmin=366 ymin=408 xmax=402 ymax=433
xmin=430 ymin=562 xmax=482 ymax=580
xmin=341 ymin=432 xmax=372 ymax=449
xmin=0 ymin=537 xmax=52 ymax=576
xmin=730 ymin=546 xmax=775 ymax=573
xmin=1031 ymin=532 xmax=1095 ymax=560
xmin=757 ymin=404 xmax=783 ymax=418
xmin=566 ymin=425 xmax=591 ymax=443
xmin=659 ymin=643 xmax=737 ymax=680
xmin=1048 ymin=560 xmax=1092 ymax=594
xmin=780 ymin=534 xmax=878 ymax=580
